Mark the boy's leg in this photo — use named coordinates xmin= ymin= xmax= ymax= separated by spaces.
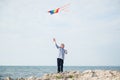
xmin=60 ymin=59 xmax=63 ymax=72
xmin=57 ymin=58 xmax=60 ymax=73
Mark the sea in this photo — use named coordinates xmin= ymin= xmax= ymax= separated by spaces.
xmin=0 ymin=66 xmax=120 ymax=79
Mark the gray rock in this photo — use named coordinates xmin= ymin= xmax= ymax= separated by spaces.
xmin=4 ymin=70 xmax=120 ymax=80
xmin=5 ymin=77 xmax=13 ymax=80
xmin=27 ymin=76 xmax=36 ymax=80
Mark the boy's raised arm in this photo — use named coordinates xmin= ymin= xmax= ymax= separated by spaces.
xmin=53 ymin=38 xmax=59 ymax=49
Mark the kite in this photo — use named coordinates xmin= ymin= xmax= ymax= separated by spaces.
xmin=48 ymin=8 xmax=60 ymax=15
xmin=48 ymin=3 xmax=70 ymax=15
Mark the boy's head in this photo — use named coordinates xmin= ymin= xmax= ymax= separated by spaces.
xmin=60 ymin=43 xmax=65 ymax=48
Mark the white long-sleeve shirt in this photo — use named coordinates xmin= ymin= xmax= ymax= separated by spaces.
xmin=55 ymin=44 xmax=67 ymax=60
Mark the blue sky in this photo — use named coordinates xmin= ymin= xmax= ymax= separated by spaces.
xmin=0 ymin=0 xmax=120 ymax=66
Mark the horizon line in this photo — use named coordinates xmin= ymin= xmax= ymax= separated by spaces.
xmin=0 ymin=65 xmax=120 ymax=66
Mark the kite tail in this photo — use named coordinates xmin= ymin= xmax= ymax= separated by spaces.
xmin=60 ymin=3 xmax=70 ymax=10
xmin=59 ymin=3 xmax=70 ymax=12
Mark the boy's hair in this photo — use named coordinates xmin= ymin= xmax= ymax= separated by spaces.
xmin=61 ymin=43 xmax=65 ymax=46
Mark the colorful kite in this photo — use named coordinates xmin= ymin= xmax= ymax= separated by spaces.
xmin=48 ymin=8 xmax=60 ymax=15
xmin=48 ymin=3 xmax=70 ymax=15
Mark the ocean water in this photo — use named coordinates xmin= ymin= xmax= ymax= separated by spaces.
xmin=0 ymin=66 xmax=120 ymax=79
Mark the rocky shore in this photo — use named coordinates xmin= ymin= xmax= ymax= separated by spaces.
xmin=4 ymin=70 xmax=120 ymax=80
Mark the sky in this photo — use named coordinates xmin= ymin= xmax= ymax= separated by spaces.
xmin=0 ymin=0 xmax=120 ymax=66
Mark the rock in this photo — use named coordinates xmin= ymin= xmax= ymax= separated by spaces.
xmin=27 ymin=76 xmax=36 ymax=80
xmin=17 ymin=77 xmax=25 ymax=80
xmin=4 ymin=70 xmax=120 ymax=80
xmin=82 ymin=70 xmax=93 ymax=78
xmin=35 ymin=78 xmax=42 ymax=80
xmin=5 ymin=77 xmax=13 ymax=80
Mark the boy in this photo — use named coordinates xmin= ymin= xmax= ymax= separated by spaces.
xmin=53 ymin=38 xmax=67 ymax=73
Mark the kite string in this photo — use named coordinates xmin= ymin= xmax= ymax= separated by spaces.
xmin=61 ymin=3 xmax=70 ymax=8
xmin=60 ymin=3 xmax=70 ymax=11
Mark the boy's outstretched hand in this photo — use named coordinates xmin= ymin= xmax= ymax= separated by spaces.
xmin=53 ymin=38 xmax=56 ymax=43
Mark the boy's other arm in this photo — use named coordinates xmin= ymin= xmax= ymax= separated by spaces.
xmin=65 ymin=50 xmax=67 ymax=54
